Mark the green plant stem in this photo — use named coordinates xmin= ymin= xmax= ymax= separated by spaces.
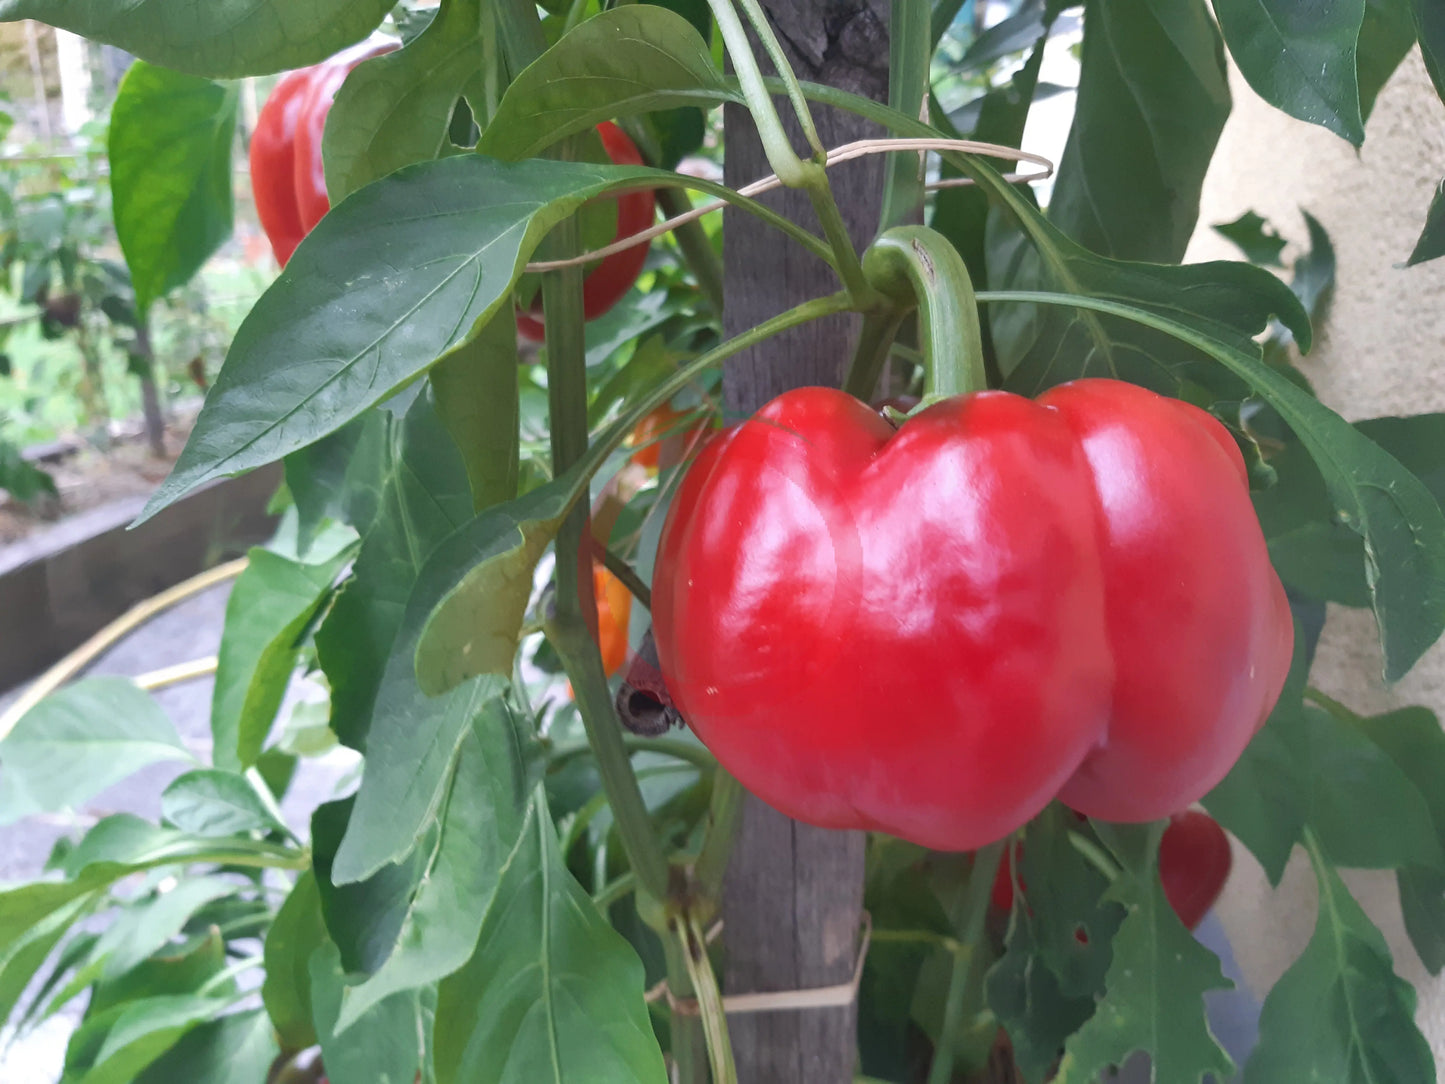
xmin=656 ymin=186 xmax=726 ymax=316
xmin=864 ymin=225 xmax=987 ymax=400
xmin=593 ymin=871 xmax=637 ymax=910
xmin=679 ymin=911 xmax=738 ymax=1084
xmin=548 ymin=734 xmax=718 ymax=774
xmin=843 ymin=308 xmax=908 ymax=400
xmin=803 ymin=175 xmax=878 ymax=305
xmin=926 ymin=839 xmax=1004 ymax=1084
xmin=704 ymin=0 xmax=810 ymax=186
xmin=543 ymin=144 xmax=674 ymax=906
xmin=731 ymin=0 xmax=825 ymax=156
xmin=664 ymin=935 xmax=709 ymax=1084
xmin=694 ymin=769 xmax=744 ymax=901
xmin=880 ymin=0 xmax=931 ymax=230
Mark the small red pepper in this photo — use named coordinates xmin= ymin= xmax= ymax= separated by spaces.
xmin=652 ymin=379 xmax=1292 ymax=850
xmin=991 ymin=810 xmax=1232 ymax=930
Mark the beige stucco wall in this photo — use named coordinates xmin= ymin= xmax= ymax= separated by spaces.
xmin=1184 ymin=48 xmax=1445 ymax=1059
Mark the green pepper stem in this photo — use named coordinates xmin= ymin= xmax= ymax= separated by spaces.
xmin=863 ymin=225 xmax=987 ymax=401
xmin=925 ymin=839 xmax=1004 ymax=1084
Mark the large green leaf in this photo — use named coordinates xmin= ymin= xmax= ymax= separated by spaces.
xmin=0 ymin=894 xmax=94 ymax=1027
xmin=210 ymin=529 xmax=357 ymax=771
xmin=986 ymin=915 xmax=1095 ymax=1084
xmin=108 ymin=62 xmax=235 ymax=314
xmin=315 ymin=397 xmax=473 ymax=752
xmin=478 ymin=5 xmax=726 ymax=161
xmin=284 ymin=412 xmax=391 ymax=554
xmin=0 ymin=678 xmax=193 ymax=825
xmin=310 ymin=942 xmax=428 ymax=1084
xmin=136 ymin=156 xmax=665 ymax=525
xmin=1048 ymin=0 xmax=1230 ymax=263
xmin=68 ymin=993 xmax=229 ymax=1084
xmin=56 ymin=814 xmax=304 ymax=880
xmin=1244 ymin=842 xmax=1434 ymax=1083
xmin=1414 ymin=0 xmax=1445 ymax=100
xmin=428 ymin=311 xmax=520 ymax=512
xmin=89 ymin=876 xmax=240 ymax=980
xmin=262 ymin=872 xmax=328 ymax=1051
xmin=1358 ymin=0 xmax=1418 ymax=122
xmin=160 ymin=769 xmax=287 ymax=838
xmin=311 ymin=799 xmax=429 ymax=976
xmin=1054 ymin=823 xmax=1234 ymax=1084
xmin=1215 ymin=0 xmax=1368 ymax=145
xmin=978 ymin=288 xmax=1445 ymax=680
xmin=332 ymin=703 xmax=537 ymax=1031
xmin=325 ymin=0 xmax=487 ymax=202
xmin=0 ymin=0 xmax=392 ymax=78
xmin=433 ymin=792 xmax=667 ymax=1084
xmin=133 ymin=1010 xmax=279 ymax=1084
xmin=326 ymin=519 xmax=513 ymax=882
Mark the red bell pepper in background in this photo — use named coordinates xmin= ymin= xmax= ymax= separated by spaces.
xmin=991 ymin=810 xmax=1233 ymax=931
xmin=249 ymin=40 xmax=396 ymax=268
xmin=652 ymin=379 xmax=1292 ymax=851
xmin=514 ymin=122 xmax=656 ymax=342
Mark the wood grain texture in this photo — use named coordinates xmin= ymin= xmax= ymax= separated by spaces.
xmin=719 ymin=3 xmax=888 ymax=1081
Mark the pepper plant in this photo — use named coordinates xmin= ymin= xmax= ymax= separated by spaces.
xmin=2 ymin=1 xmax=1445 ymax=1083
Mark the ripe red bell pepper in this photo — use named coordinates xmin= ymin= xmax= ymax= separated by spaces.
xmin=250 ymin=40 xmax=396 ymax=267
xmin=991 ymin=810 xmax=1232 ymax=930
xmin=652 ymin=379 xmax=1292 ymax=850
xmin=514 ymin=122 xmax=656 ymax=342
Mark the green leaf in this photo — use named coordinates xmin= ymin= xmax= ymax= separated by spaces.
xmin=1054 ymin=822 xmax=1234 ymax=1084
xmin=133 ymin=1010 xmax=280 ymax=1084
xmin=161 ymin=769 xmax=287 ymax=838
xmin=137 ymin=156 xmax=662 ymax=525
xmin=1406 ymin=179 xmax=1445 ymax=266
xmin=0 ymin=0 xmax=392 ymax=78
xmin=284 ymin=412 xmax=391 ymax=554
xmin=311 ymin=799 xmax=429 ymax=975
xmin=1357 ymin=0 xmax=1418 ymax=122
xmin=211 ymin=532 xmax=357 ymax=770
xmin=85 ymin=928 xmax=230 ymax=1026
xmin=89 ymin=876 xmax=239 ymax=980
xmin=979 ymin=287 xmax=1445 ymax=680
xmin=57 ymin=814 xmax=303 ymax=879
xmin=1244 ymin=840 xmax=1434 ymax=1083
xmin=412 ymin=471 xmax=581 ymax=695
xmin=1215 ymin=0 xmax=1367 ymax=145
xmin=428 ymin=311 xmax=520 ymax=512
xmin=1049 ymin=0 xmax=1230 ymax=263
xmin=987 ymin=912 xmax=1096 ymax=1084
xmin=327 ymin=530 xmax=511 ymax=881
xmin=69 ymin=993 xmax=228 ymax=1084
xmin=315 ymin=397 xmax=473 ymax=752
xmin=309 ymin=941 xmax=427 ymax=1084
xmin=1398 ymin=866 xmax=1445 ymax=975
xmin=1213 ymin=210 xmax=1287 ymax=266
xmin=262 ymin=871 xmax=328 ymax=1050
xmin=478 ymin=5 xmax=726 ymax=161
xmin=1414 ymin=0 xmax=1445 ymax=101
xmin=332 ymin=702 xmax=538 ymax=1031
xmin=1291 ymin=209 xmax=1337 ymax=320
xmin=324 ymin=0 xmax=487 ymax=202
xmin=433 ymin=792 xmax=667 ymax=1084
xmin=0 ymin=894 xmax=94 ymax=1027
xmin=0 ymin=438 xmax=56 ymax=501
xmin=108 ymin=61 xmax=235 ymax=314
xmin=0 ymin=678 xmax=193 ymax=826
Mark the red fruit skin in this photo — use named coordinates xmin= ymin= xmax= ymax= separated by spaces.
xmin=249 ymin=69 xmax=314 ymax=267
xmin=514 ymin=122 xmax=656 ymax=341
xmin=652 ymin=380 xmax=1292 ymax=850
xmin=1043 ymin=381 xmax=1294 ymax=822
xmin=250 ymin=40 xmax=396 ymax=267
xmin=1160 ymin=810 xmax=1232 ymax=930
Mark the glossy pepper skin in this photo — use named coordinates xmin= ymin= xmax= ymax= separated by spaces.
xmin=991 ymin=810 xmax=1232 ymax=930
xmin=652 ymin=379 xmax=1292 ymax=851
xmin=514 ymin=123 xmax=656 ymax=342
xmin=250 ymin=40 xmax=396 ymax=267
